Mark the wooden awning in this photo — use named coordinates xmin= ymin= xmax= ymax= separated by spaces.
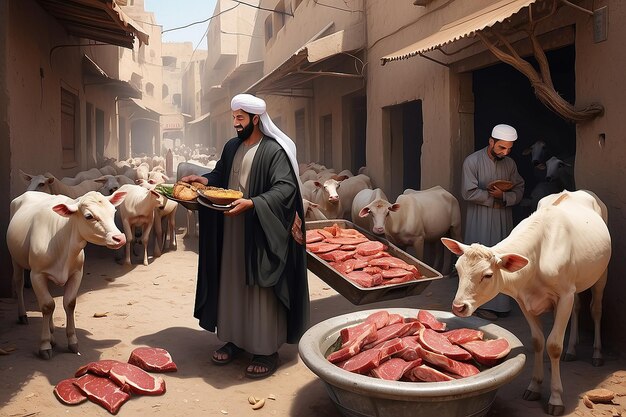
xmin=35 ymin=0 xmax=149 ymax=49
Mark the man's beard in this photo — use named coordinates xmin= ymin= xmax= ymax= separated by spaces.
xmin=490 ymin=148 xmax=504 ymax=161
xmin=235 ymin=120 xmax=254 ymax=140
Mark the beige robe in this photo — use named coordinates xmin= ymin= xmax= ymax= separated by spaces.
xmin=216 ymin=139 xmax=287 ymax=355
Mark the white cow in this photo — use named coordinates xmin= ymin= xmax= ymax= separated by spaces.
xmin=6 ymin=190 xmax=127 ymax=359
xmin=137 ymin=180 xmax=178 ymax=255
xmin=311 ymin=174 xmax=372 ymax=220
xmin=60 ymin=167 xmax=104 ymax=185
xmin=20 ymin=170 xmax=121 ymax=198
xmin=441 ymin=190 xmax=610 ymax=416
xmin=358 ymin=186 xmax=461 ymax=274
xmin=351 ymin=188 xmax=388 ymax=232
xmin=116 ymin=184 xmax=162 ymax=266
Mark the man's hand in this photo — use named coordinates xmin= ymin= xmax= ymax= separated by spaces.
xmin=180 ymin=175 xmax=208 ymax=185
xmin=488 ymin=185 xmax=504 ymax=200
xmin=224 ymin=198 xmax=253 ymax=216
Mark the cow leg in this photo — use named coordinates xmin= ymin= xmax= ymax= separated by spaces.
xmin=168 ymin=213 xmax=177 ymax=250
xmin=563 ymin=294 xmax=580 ymax=362
xmin=518 ymin=304 xmax=544 ymax=402
xmin=412 ymin=236 xmax=425 ymax=261
xmin=12 ymin=260 xmax=28 ymax=324
xmin=122 ymin=219 xmax=133 ymax=265
xmin=30 ymin=272 xmax=55 ymax=359
xmin=545 ymin=293 xmax=574 ymax=416
xmin=63 ymin=269 xmax=83 ymax=354
xmin=153 ymin=214 xmax=163 ymax=258
xmin=590 ymin=269 xmax=607 ymax=366
xmin=142 ymin=221 xmax=154 ymax=266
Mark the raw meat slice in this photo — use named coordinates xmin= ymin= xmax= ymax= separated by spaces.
xmin=328 ymin=323 xmax=377 ymax=363
xmin=362 ymin=266 xmax=383 ymax=275
xmin=387 ymin=314 xmax=405 ymax=325
xmin=398 ymin=336 xmax=421 ymax=361
xmin=381 ymin=268 xmax=410 ymax=279
xmin=364 ymin=322 xmax=412 ymax=349
xmin=364 ymin=310 xmax=390 ymax=330
xmin=308 ymin=242 xmax=342 ymax=253
xmin=128 ymin=347 xmax=178 ymax=372
xmin=373 ymin=337 xmax=406 ymax=361
xmin=340 ymin=244 xmax=358 ymax=251
xmin=461 ymin=338 xmax=511 ymax=366
xmin=345 ymin=271 xmax=383 ymax=287
xmin=323 ymin=224 xmax=341 ymax=236
xmin=356 ymin=241 xmax=386 ymax=256
xmin=324 ymin=236 xmax=370 ymax=245
xmin=415 ymin=345 xmax=479 ymax=378
xmin=338 ymin=348 xmax=382 ymax=374
xmin=417 ymin=328 xmax=472 ymax=361
xmin=54 ymin=378 xmax=88 ymax=405
xmin=337 ymin=228 xmax=367 ymax=238
xmin=443 ymin=328 xmax=484 ymax=345
xmin=305 ymin=230 xmax=324 ymax=244
xmin=384 ymin=274 xmax=415 ymax=285
xmin=417 ymin=310 xmax=447 ymax=331
xmin=75 ymin=359 xmax=125 ymax=377
xmin=401 ymin=320 xmax=425 ymax=336
xmin=371 ymin=358 xmax=422 ymax=381
xmin=108 ymin=362 xmax=166 ymax=396
xmin=319 ymin=250 xmax=356 ymax=262
xmin=355 ymin=252 xmax=387 ymax=261
xmin=406 ymin=364 xmax=455 ymax=382
xmin=317 ymin=229 xmax=334 ymax=239
xmin=73 ymin=373 xmax=130 ymax=414
xmin=369 ymin=257 xmax=418 ymax=273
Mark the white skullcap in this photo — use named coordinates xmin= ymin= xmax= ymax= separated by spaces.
xmin=491 ymin=124 xmax=517 ymax=141
xmin=231 ymin=93 xmax=302 ymax=191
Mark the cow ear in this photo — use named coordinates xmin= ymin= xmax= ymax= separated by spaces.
xmin=536 ymin=163 xmax=546 ymax=170
xmin=389 ymin=203 xmax=401 ymax=212
xmin=310 ymin=201 xmax=319 ymax=208
xmin=161 ymin=174 xmax=169 ymax=182
xmin=19 ymin=170 xmax=33 ymax=182
xmin=94 ymin=177 xmax=107 ymax=184
xmin=441 ymin=238 xmax=467 ymax=256
xmin=522 ymin=148 xmax=531 ymax=156
xmin=109 ymin=191 xmax=127 ymax=206
xmin=498 ymin=254 xmax=528 ymax=272
xmin=52 ymin=203 xmax=78 ymax=217
xmin=150 ymin=190 xmax=160 ymax=198
xmin=358 ymin=207 xmax=371 ymax=218
xmin=314 ymin=181 xmax=322 ymax=188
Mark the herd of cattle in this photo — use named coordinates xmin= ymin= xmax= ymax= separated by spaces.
xmin=5 ymin=143 xmax=611 ymax=415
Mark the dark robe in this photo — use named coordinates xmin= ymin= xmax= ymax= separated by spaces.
xmin=194 ymin=136 xmax=309 ymax=344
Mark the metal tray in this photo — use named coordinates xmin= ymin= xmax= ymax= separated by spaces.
xmin=306 ymin=220 xmax=443 ymax=305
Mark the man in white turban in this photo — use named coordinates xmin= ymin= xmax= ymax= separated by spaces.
xmin=182 ymin=93 xmax=309 ymax=379
xmin=461 ymin=123 xmax=525 ymax=320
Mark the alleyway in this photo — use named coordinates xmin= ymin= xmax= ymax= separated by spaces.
xmin=1 ymin=228 xmax=624 ymax=417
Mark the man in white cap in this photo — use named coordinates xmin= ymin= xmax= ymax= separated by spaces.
xmin=461 ymin=123 xmax=525 ymax=320
xmin=181 ymin=93 xmax=309 ymax=378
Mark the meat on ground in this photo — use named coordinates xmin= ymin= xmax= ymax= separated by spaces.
xmin=108 ymin=362 xmax=166 ymax=396
xmin=73 ymin=373 xmax=131 ymax=414
xmin=128 ymin=347 xmax=178 ymax=372
xmin=75 ymin=359 xmax=126 ymax=377
xmin=54 ymin=378 xmax=88 ymax=405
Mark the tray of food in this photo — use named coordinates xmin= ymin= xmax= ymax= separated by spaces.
xmin=155 ymin=182 xmax=204 ymax=211
xmin=305 ymin=220 xmax=443 ymax=305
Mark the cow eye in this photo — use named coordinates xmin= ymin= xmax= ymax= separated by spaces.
xmin=84 ymin=213 xmax=94 ymax=220
xmin=483 ymin=272 xmax=493 ymax=279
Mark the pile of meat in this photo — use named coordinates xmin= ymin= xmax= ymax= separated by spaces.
xmin=327 ymin=310 xmax=511 ymax=382
xmin=53 ymin=347 xmax=177 ymax=414
xmin=306 ymin=224 xmax=423 ymax=288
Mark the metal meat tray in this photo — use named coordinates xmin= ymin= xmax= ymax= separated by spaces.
xmin=306 ymin=220 xmax=443 ymax=305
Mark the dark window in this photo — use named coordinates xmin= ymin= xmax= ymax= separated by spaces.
xmin=61 ymin=89 xmax=77 ymax=165
xmin=173 ymin=93 xmax=181 ymax=107
xmin=162 ymin=84 xmax=169 ymax=99
xmin=146 ymin=82 xmax=154 ymax=96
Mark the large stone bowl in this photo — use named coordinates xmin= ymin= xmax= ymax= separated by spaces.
xmin=299 ymin=308 xmax=526 ymax=417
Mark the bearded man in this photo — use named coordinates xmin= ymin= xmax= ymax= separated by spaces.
xmin=182 ymin=93 xmax=309 ymax=378
xmin=461 ymin=123 xmax=525 ymax=320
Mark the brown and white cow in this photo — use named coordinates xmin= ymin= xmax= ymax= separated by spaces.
xmin=442 ymin=190 xmax=610 ymax=415
xmin=6 ymin=190 xmax=126 ymax=359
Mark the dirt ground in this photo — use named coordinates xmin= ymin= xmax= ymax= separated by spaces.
xmin=1 ymin=220 xmax=626 ymax=417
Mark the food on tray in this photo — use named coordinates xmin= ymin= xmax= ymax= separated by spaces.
xmin=191 ymin=182 xmax=208 ymax=190
xmin=488 ymin=180 xmax=514 ymax=191
xmin=325 ymin=309 xmax=511 ymax=381
xmin=201 ymin=186 xmax=243 ymax=200
xmin=154 ymin=184 xmax=174 ymax=199
xmin=173 ymin=181 xmax=199 ymax=201
xmin=306 ymin=223 xmax=422 ymax=288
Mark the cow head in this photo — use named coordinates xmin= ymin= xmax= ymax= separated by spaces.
xmin=52 ymin=191 xmax=127 ymax=249
xmin=441 ymin=238 xmax=528 ymax=317
xmin=94 ymin=175 xmax=121 ymax=196
xmin=522 ymin=140 xmax=548 ymax=166
xmin=543 ymin=156 xmax=572 ymax=183
xmin=20 ymin=170 xmax=54 ymax=193
xmin=359 ymin=199 xmax=399 ymax=235
xmin=317 ymin=179 xmax=340 ymax=203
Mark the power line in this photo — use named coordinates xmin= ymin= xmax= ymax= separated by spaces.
xmin=233 ymin=0 xmax=294 ymax=17
xmin=313 ymin=0 xmax=362 ymax=13
xmin=162 ymin=3 xmax=240 ymax=34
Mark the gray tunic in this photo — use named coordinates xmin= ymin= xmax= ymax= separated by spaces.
xmin=461 ymin=146 xmax=524 ymax=312
xmin=216 ymin=139 xmax=287 ymax=355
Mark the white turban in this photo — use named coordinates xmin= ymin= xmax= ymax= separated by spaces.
xmin=231 ymin=94 xmax=301 ymax=190
xmin=491 ymin=124 xmax=518 ymax=142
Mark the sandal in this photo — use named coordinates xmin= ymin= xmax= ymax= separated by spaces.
xmin=211 ymin=342 xmax=243 ymax=366
xmin=245 ymin=352 xmax=279 ymax=379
